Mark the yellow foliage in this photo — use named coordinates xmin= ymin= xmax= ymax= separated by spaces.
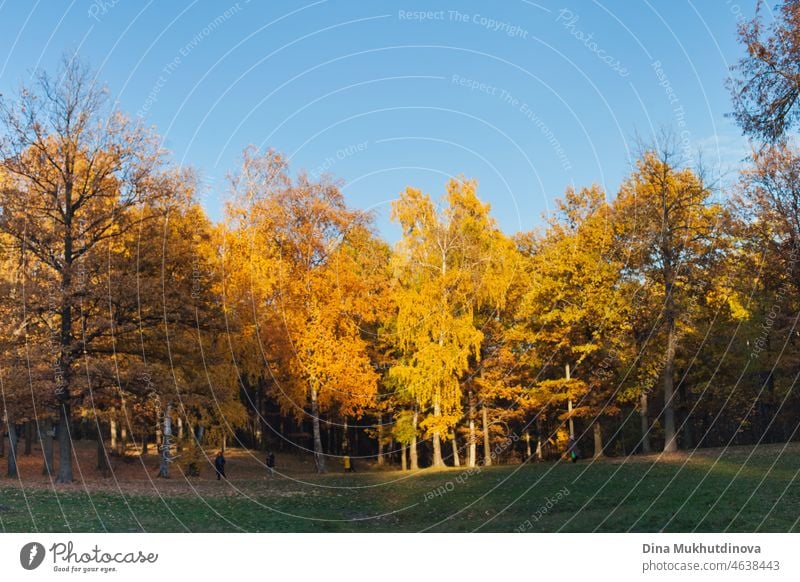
xmin=390 ymin=178 xmax=517 ymax=436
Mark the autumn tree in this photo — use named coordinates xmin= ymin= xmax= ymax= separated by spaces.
xmin=725 ymin=0 xmax=800 ymax=446
xmin=391 ymin=408 xmax=418 ymax=470
xmin=0 ymin=56 xmax=175 ymax=482
xmin=390 ymin=178 xmax=514 ymax=468
xmin=615 ymin=142 xmax=722 ymax=452
xmin=104 ymin=196 xmax=246 ymax=477
xmin=729 ymin=0 xmax=800 ymax=142
xmin=727 ymin=142 xmax=800 ymax=439
xmin=0 ymin=228 xmax=46 ymax=477
xmin=513 ymin=185 xmax=630 ymax=459
xmin=471 ymin=313 xmax=526 ymax=465
xmin=738 ymin=141 xmax=800 ymax=274
xmin=225 ymin=149 xmax=383 ymax=473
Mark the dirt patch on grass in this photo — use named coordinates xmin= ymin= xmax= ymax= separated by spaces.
xmin=0 ymin=440 xmax=345 ymax=497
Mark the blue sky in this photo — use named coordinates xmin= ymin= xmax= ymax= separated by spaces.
xmin=0 ymin=0 xmax=760 ymax=240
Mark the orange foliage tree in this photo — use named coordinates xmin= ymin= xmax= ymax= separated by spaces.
xmin=225 ymin=149 xmax=385 ymax=472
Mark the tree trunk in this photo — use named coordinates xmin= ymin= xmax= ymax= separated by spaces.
xmin=640 ymin=391 xmax=651 ymax=454
xmin=253 ymin=389 xmax=261 ymax=449
xmin=662 ymin=244 xmax=679 ymax=453
xmin=679 ymin=383 xmax=693 ymax=449
xmin=535 ymin=416 xmax=544 ymax=461
xmin=110 ymin=415 xmax=117 ymax=453
xmin=468 ymin=390 xmax=477 ymax=467
xmin=410 ymin=409 xmax=419 ymax=470
xmin=259 ymin=405 xmax=270 ymax=451
xmin=41 ymin=418 xmax=54 ymax=477
xmin=0 ymin=425 xmax=5 ymax=458
xmin=96 ymin=424 xmax=110 ymax=475
xmin=342 ymin=416 xmax=349 ymax=456
xmin=118 ymin=424 xmax=127 ymax=456
xmin=310 ymin=383 xmax=325 ymax=473
xmin=56 ymin=303 xmax=74 ymax=479
xmin=432 ymin=400 xmax=443 ymax=467
xmin=56 ymin=403 xmax=73 ymax=483
xmin=158 ymin=404 xmax=172 ymax=478
xmin=482 ymin=403 xmax=492 ymax=466
xmin=376 ymin=414 xmax=384 ymax=466
xmin=195 ymin=425 xmax=205 ymax=445
xmin=566 ymin=364 xmax=575 ymax=439
xmin=400 ymin=443 xmax=407 ymax=471
xmin=525 ymin=431 xmax=532 ymax=459
xmin=451 ymin=430 xmax=460 ymax=467
xmin=593 ymin=419 xmax=604 ymax=458
xmin=7 ymin=422 xmax=18 ymax=478
xmin=662 ymin=320 xmax=678 ymax=452
xmin=24 ymin=420 xmax=33 ymax=456
xmin=176 ymin=416 xmax=184 ymax=452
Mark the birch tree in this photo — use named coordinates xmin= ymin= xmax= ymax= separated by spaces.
xmin=390 ymin=178 xmax=514 ymax=467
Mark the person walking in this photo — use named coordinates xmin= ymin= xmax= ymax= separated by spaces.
xmin=215 ymin=450 xmax=226 ymax=480
xmin=567 ymin=436 xmax=579 ymax=463
xmin=266 ymin=450 xmax=275 ymax=477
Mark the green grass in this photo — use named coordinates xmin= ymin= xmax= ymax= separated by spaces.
xmin=2 ymin=443 xmax=799 ymax=532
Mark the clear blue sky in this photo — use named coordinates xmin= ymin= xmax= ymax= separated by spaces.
xmin=0 ymin=0 xmax=760 ymax=240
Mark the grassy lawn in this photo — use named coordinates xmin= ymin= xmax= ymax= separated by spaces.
xmin=1 ymin=442 xmax=799 ymax=532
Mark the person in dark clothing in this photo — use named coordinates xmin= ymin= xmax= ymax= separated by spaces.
xmin=214 ymin=451 xmax=226 ymax=480
xmin=266 ymin=450 xmax=275 ymax=477
xmin=567 ymin=436 xmax=579 ymax=463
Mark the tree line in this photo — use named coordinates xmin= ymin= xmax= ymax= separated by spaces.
xmin=3 ymin=1 xmax=800 ymax=480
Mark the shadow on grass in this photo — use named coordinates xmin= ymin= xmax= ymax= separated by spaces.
xmin=1 ymin=443 xmax=798 ymax=532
